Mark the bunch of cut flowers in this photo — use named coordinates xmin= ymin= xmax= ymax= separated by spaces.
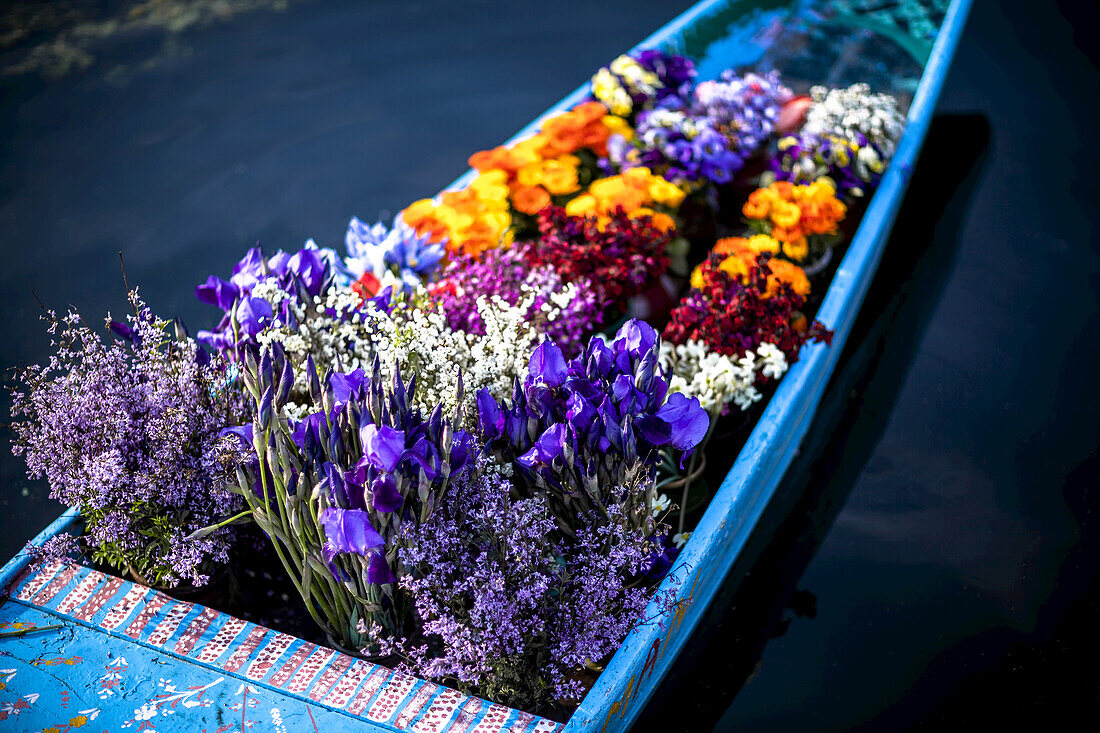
xmin=5 ymin=50 xmax=908 ymax=721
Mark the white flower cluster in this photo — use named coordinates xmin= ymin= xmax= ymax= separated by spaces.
xmin=804 ymin=82 xmax=906 ymax=158
xmin=255 ymin=280 xmax=568 ymax=422
xmin=252 ymin=281 xmax=377 ymax=420
xmin=660 ymin=339 xmax=788 ymax=413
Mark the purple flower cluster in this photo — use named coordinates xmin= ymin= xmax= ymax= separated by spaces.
xmin=608 ymin=108 xmax=743 ymax=185
xmin=9 ymin=292 xmax=246 ymax=587
xmin=605 ymin=71 xmax=793 ymax=185
xmin=196 ymin=243 xmax=333 ymax=354
xmin=226 ymin=344 xmax=476 ymax=647
xmin=693 ymin=70 xmax=792 ymax=152
xmin=769 ymin=132 xmax=886 ymax=198
xmin=432 ymin=245 xmax=603 ymax=356
xmin=476 ymin=320 xmax=708 ymax=533
xmin=632 ymin=49 xmax=697 ymax=107
xmin=398 ymin=462 xmax=660 ymax=708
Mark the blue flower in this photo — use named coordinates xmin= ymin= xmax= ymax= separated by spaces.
xmin=360 ymin=424 xmax=405 ymax=473
xmin=236 ymin=296 xmax=274 ymax=336
xmin=195 ymin=276 xmax=240 ymax=311
xmin=320 ymin=507 xmax=384 ymax=557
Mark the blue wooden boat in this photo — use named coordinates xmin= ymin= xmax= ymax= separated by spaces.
xmin=0 ymin=0 xmax=972 ymax=730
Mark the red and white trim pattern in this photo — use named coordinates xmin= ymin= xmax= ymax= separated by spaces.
xmin=6 ymin=560 xmax=561 ymax=732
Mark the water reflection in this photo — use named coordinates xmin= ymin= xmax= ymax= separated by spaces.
xmin=635 ymin=114 xmax=991 ymax=731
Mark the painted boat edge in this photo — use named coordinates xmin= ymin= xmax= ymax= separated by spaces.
xmin=0 ymin=506 xmax=80 ymax=593
xmin=564 ymin=0 xmax=976 ymax=730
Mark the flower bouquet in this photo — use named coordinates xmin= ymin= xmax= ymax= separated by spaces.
xmin=8 ymin=47 xmax=909 ymax=721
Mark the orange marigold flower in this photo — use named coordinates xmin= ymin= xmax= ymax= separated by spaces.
xmin=743 ymin=191 xmax=771 ymax=219
xmin=766 ymin=259 xmax=811 ymax=298
xmin=511 ymin=185 xmax=552 ymax=215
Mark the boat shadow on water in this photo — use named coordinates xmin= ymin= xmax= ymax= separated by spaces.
xmin=636 ymin=113 xmax=993 ymax=732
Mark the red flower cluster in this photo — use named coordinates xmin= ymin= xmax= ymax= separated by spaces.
xmin=663 ymin=253 xmax=832 ymax=361
xmin=527 ymin=206 xmax=671 ymax=306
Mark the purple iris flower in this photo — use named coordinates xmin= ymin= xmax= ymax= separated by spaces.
xmin=235 ymin=296 xmax=274 ymax=335
xmin=195 ymin=276 xmax=240 ymax=311
xmin=360 ymin=424 xmax=405 ymax=473
xmin=367 ymin=553 xmax=396 ymax=584
xmin=657 ymin=392 xmax=710 ymax=455
xmin=517 ymin=423 xmax=568 ymax=468
xmin=320 ymin=507 xmax=385 ymax=557
xmin=530 ymin=341 xmax=568 ymax=389
xmin=287 ymin=248 xmax=327 ymax=298
xmin=328 ymin=369 xmax=368 ymax=410
xmin=230 ymin=247 xmax=267 ymax=294
xmin=370 ymin=473 xmax=403 ymax=513
xmin=616 ymin=319 xmax=658 ymax=360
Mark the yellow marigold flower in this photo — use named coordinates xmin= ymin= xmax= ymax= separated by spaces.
xmin=565 ymin=193 xmax=598 ymax=217
xmin=650 ymin=212 xmax=676 ymax=232
xmin=690 ymin=265 xmax=708 ymax=290
xmin=589 ymin=176 xmax=626 ymax=200
xmin=647 ymin=177 xmax=686 ymax=208
xmin=516 ymin=162 xmax=545 ymax=188
xmin=747 ymin=234 xmax=781 ymax=254
xmin=603 ymin=115 xmax=634 ymax=140
xmin=539 ymin=159 xmax=580 ymax=195
xmin=620 ymin=167 xmax=653 ymax=189
xmin=743 ymin=189 xmax=772 ymax=219
xmin=766 ymin=259 xmax=811 ymax=298
xmin=608 ymin=55 xmax=639 ymax=76
xmin=771 ymin=200 xmax=801 ymax=229
xmin=782 ymin=237 xmax=809 ymax=261
xmin=718 ymin=255 xmax=750 ymax=280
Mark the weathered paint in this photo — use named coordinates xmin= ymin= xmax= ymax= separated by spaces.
xmin=0 ymin=0 xmax=972 ymax=730
xmin=0 ymin=562 xmax=560 ymax=732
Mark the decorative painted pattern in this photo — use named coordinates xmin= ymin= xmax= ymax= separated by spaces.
xmin=3 ymin=561 xmax=562 ymax=732
xmin=221 ymin=626 xmax=267 ymax=673
xmin=122 ymin=592 xmax=169 ymax=638
xmin=448 ymin=698 xmax=487 ymax=733
xmin=72 ymin=575 xmax=124 ymax=621
xmin=268 ymin=642 xmax=317 ymax=687
xmin=393 ymin=681 xmax=440 ymax=728
xmin=322 ymin=659 xmax=375 ymax=708
xmin=367 ymin=672 xmax=418 ymax=722
xmin=470 ymin=703 xmax=512 ymax=733
xmin=346 ymin=666 xmax=394 ymax=716
xmin=99 ymin=584 xmax=151 ymax=630
xmin=12 ymin=559 xmax=63 ymax=601
xmin=55 ymin=570 xmax=101 ymax=614
xmin=307 ymin=653 xmax=354 ymax=702
xmin=193 ymin=615 xmax=247 ymax=664
xmin=31 ymin=561 xmax=80 ymax=605
xmin=413 ymin=687 xmax=465 ymax=733
xmin=284 ymin=646 xmax=335 ymax=694
xmin=145 ymin=600 xmax=194 ymax=647
xmin=245 ymin=631 xmax=295 ymax=681
xmin=172 ymin=606 xmax=220 ymax=655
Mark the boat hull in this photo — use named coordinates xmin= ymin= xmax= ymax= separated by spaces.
xmin=1 ymin=0 xmax=974 ymax=730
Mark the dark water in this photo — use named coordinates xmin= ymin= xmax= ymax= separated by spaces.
xmin=2 ymin=0 xmax=1098 ymax=728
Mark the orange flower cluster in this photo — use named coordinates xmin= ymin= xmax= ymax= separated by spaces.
xmin=468 ymin=102 xmax=632 ymax=216
xmin=563 ymin=167 xmax=684 ymax=232
xmin=742 ymin=179 xmax=846 ymax=261
xmin=402 ymin=171 xmax=512 ymax=257
xmin=691 ymin=234 xmax=810 ymax=298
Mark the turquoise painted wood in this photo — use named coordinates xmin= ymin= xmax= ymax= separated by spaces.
xmin=1 ymin=0 xmax=972 ymax=730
